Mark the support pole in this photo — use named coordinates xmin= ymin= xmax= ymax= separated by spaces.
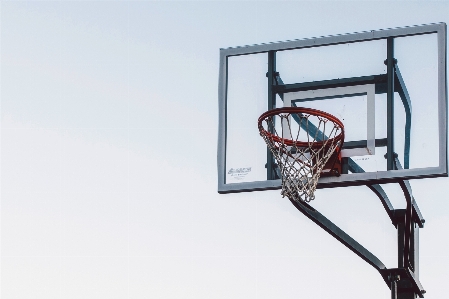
xmin=386 ymin=37 xmax=395 ymax=170
xmin=399 ymin=182 xmax=414 ymax=271
xmin=390 ymin=274 xmax=400 ymax=299
xmin=267 ymin=51 xmax=277 ymax=179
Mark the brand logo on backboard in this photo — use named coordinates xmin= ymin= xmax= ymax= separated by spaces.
xmin=228 ymin=167 xmax=252 ymax=180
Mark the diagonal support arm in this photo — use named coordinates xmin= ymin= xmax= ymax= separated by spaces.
xmin=287 ymin=198 xmax=386 ymax=272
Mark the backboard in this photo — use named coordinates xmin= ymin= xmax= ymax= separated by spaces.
xmin=218 ymin=23 xmax=448 ymax=194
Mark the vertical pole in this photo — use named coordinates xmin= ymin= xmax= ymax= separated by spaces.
xmin=403 ymin=201 xmax=413 ymax=271
xmin=386 ymin=38 xmax=395 ymax=170
xmin=390 ymin=275 xmax=399 ymax=299
xmin=267 ymin=51 xmax=277 ymax=179
xmin=412 ymin=222 xmax=419 ymax=279
xmin=396 ymin=210 xmax=405 ymax=268
xmin=395 ymin=210 xmax=419 ymax=299
xmin=409 ymin=221 xmax=416 ymax=272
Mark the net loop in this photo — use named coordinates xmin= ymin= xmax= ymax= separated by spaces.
xmin=258 ymin=107 xmax=344 ymax=202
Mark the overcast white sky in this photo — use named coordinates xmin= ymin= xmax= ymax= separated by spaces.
xmin=1 ymin=1 xmax=449 ymax=299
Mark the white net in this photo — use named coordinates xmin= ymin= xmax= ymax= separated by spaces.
xmin=258 ymin=107 xmax=344 ymax=202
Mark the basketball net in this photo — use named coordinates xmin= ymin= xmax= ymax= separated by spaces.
xmin=258 ymin=107 xmax=344 ymax=202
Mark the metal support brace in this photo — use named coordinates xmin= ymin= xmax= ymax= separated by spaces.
xmin=288 ymin=198 xmax=386 ymax=271
xmin=267 ymin=51 xmax=278 ymax=180
xmin=394 ymin=65 xmax=412 ymax=169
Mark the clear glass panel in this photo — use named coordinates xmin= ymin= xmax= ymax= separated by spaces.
xmin=394 ymin=33 xmax=439 ymax=169
xmin=226 ymin=53 xmax=268 ymax=184
xmin=276 ymin=39 xmax=387 ymax=84
xmin=292 ymin=95 xmax=368 ymax=143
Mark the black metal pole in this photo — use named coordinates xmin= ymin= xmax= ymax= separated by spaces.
xmin=390 ymin=274 xmax=400 ymax=299
xmin=398 ymin=180 xmax=417 ymax=273
xmin=386 ymin=37 xmax=395 ymax=170
xmin=396 ymin=210 xmax=406 ymax=268
xmin=267 ymin=51 xmax=277 ymax=180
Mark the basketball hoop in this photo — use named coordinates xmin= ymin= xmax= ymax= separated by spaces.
xmin=258 ymin=107 xmax=345 ymax=202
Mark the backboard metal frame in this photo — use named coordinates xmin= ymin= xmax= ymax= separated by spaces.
xmin=218 ymin=23 xmax=447 ymax=194
xmin=284 ymin=84 xmax=376 ymax=158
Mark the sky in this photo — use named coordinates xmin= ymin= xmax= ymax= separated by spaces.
xmin=1 ymin=1 xmax=449 ymax=299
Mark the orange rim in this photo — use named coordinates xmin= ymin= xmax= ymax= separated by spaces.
xmin=258 ymin=107 xmax=345 ymax=148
